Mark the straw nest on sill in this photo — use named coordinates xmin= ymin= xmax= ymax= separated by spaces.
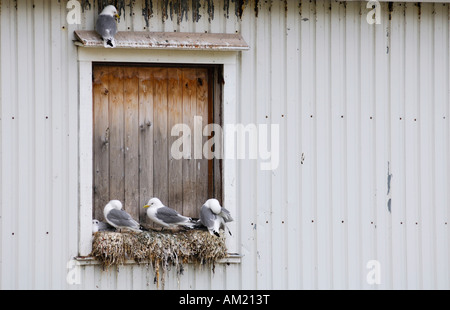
xmin=90 ymin=229 xmax=227 ymax=288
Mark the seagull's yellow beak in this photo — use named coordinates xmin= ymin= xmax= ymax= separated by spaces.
xmin=143 ymin=205 xmax=149 ymax=209
xmin=115 ymin=13 xmax=120 ymax=22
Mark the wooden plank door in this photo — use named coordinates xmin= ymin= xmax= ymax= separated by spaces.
xmin=92 ymin=65 xmax=222 ymax=226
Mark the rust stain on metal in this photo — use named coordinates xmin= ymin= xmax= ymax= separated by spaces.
xmin=388 ymin=1 xmax=393 ymax=20
xmin=127 ymin=0 xmax=136 ymax=18
xmin=417 ymin=2 xmax=421 ymax=20
xmin=254 ymin=0 xmax=259 ymax=18
xmin=206 ymin=0 xmax=214 ymax=22
xmin=142 ymin=0 xmax=153 ymax=28
xmin=81 ymin=0 xmax=92 ymax=12
xmin=224 ymin=0 xmax=248 ymax=19
xmin=235 ymin=0 xmax=248 ymax=19
xmin=82 ymin=0 xmax=301 ymax=24
xmin=96 ymin=0 xmax=127 ymax=17
xmin=158 ymin=0 xmax=190 ymax=24
xmin=171 ymin=0 xmax=189 ymax=24
xmin=192 ymin=0 xmax=202 ymax=23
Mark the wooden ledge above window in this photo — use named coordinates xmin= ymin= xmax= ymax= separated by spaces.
xmin=74 ymin=30 xmax=249 ymax=51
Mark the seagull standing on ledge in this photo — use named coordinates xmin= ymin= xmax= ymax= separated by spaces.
xmin=103 ymin=200 xmax=142 ymax=232
xmin=199 ymin=199 xmax=233 ymax=237
xmin=143 ymin=198 xmax=199 ymax=230
xmin=95 ymin=5 xmax=119 ymax=48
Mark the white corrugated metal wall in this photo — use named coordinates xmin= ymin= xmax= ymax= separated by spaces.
xmin=0 ymin=0 xmax=449 ymax=289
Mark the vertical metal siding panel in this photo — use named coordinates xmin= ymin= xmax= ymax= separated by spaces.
xmin=404 ymin=2 xmax=421 ymax=289
xmin=0 ymin=0 xmax=16 ymax=289
xmin=82 ymin=266 xmax=96 ymax=289
xmin=161 ymin=1 xmax=175 ymax=33
xmin=63 ymin=0 xmax=78 ymax=289
xmin=300 ymin=0 xmax=317 ymax=289
xmin=433 ymin=3 xmax=450 ymax=290
xmin=315 ymin=0 xmax=332 ymax=289
xmin=116 ymin=267 xmax=128 ymax=289
xmin=238 ymin=0 xmax=257 ymax=290
xmin=122 ymin=1 xmax=135 ymax=33
xmin=225 ymin=263 xmax=241 ymax=289
xmin=50 ymin=0 xmax=70 ymax=289
xmin=147 ymin=0 xmax=163 ymax=32
xmin=225 ymin=0 xmax=239 ymax=34
xmin=82 ymin=0 xmax=96 ymax=31
xmin=255 ymin=0 xmax=272 ymax=289
xmin=185 ymin=265 xmax=197 ymax=289
xmin=32 ymin=0 xmax=47 ymax=289
xmin=330 ymin=1 xmax=347 ymax=289
xmin=131 ymin=0 xmax=144 ymax=31
xmin=360 ymin=0 xmax=377 ymax=290
xmin=43 ymin=0 xmax=53 ymax=290
xmin=194 ymin=267 xmax=213 ymax=290
xmin=390 ymin=3 xmax=408 ymax=289
xmin=285 ymin=0 xmax=302 ymax=290
xmin=67 ymin=17 xmax=81 ymax=288
xmin=16 ymin=0 xmax=32 ymax=289
xmin=178 ymin=0 xmax=189 ymax=32
xmin=198 ymin=0 xmax=211 ymax=32
xmin=210 ymin=265 xmax=226 ymax=289
xmin=210 ymin=0 xmax=225 ymax=34
xmin=10 ymin=0 xmax=19 ymax=289
xmin=270 ymin=0 xmax=287 ymax=289
xmin=419 ymin=3 xmax=436 ymax=289
xmin=374 ymin=2 xmax=392 ymax=290
xmin=345 ymin=1 xmax=362 ymax=289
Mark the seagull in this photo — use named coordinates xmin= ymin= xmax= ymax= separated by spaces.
xmin=92 ymin=219 xmax=116 ymax=233
xmin=95 ymin=5 xmax=119 ymax=48
xmin=103 ymin=200 xmax=142 ymax=232
xmin=143 ymin=197 xmax=199 ymax=230
xmin=199 ymin=199 xmax=233 ymax=237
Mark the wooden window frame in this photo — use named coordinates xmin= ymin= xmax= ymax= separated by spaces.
xmin=77 ymin=48 xmax=238 ymax=257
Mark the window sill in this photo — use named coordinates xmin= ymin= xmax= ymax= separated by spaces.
xmin=74 ymin=253 xmax=242 ymax=266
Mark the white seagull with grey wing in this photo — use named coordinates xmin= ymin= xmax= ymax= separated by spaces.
xmin=95 ymin=5 xmax=119 ymax=48
xmin=92 ymin=219 xmax=116 ymax=233
xmin=199 ymin=199 xmax=233 ymax=237
xmin=143 ymin=197 xmax=198 ymax=229
xmin=103 ymin=200 xmax=142 ymax=232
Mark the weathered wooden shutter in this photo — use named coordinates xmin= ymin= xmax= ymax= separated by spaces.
xmin=93 ymin=65 xmax=222 ymax=226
